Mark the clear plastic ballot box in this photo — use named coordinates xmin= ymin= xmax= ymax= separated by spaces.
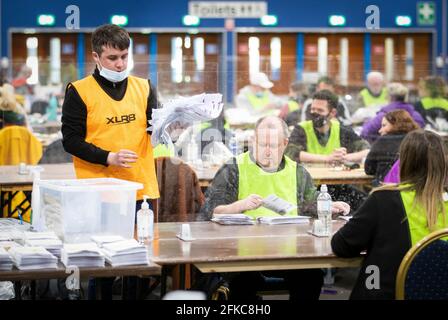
xmin=31 ymin=178 xmax=143 ymax=243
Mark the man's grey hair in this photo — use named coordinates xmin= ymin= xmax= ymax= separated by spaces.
xmin=255 ymin=116 xmax=289 ymax=139
xmin=367 ymin=71 xmax=384 ymax=82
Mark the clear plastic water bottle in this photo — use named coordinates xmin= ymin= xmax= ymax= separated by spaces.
xmin=317 ymin=184 xmax=332 ymax=236
xmin=229 ymin=132 xmax=238 ymax=156
xmin=137 ymin=195 xmax=153 ymax=243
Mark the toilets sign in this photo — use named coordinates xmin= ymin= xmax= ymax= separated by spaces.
xmin=189 ymin=1 xmax=267 ymax=18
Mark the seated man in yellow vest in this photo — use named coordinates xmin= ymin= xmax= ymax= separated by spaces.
xmin=199 ymin=116 xmax=349 ymax=300
xmin=286 ymin=90 xmax=370 ymax=165
xmin=235 ymin=72 xmax=282 ymax=117
xmin=357 ymin=71 xmax=388 ymax=109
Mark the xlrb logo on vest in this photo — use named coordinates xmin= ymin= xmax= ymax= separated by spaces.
xmin=106 ymin=114 xmax=136 ymax=125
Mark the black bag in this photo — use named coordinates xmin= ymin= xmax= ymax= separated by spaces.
xmin=190 ymin=273 xmax=229 ymax=300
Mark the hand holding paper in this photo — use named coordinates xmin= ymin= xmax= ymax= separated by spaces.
xmin=150 ymin=93 xmax=224 ymax=148
xmin=262 ymin=194 xmax=297 ymax=215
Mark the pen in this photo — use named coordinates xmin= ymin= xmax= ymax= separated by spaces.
xmin=18 ymin=209 xmax=23 ymax=225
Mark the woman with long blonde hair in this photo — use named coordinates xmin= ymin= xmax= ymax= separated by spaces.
xmin=332 ymin=130 xmax=448 ymax=299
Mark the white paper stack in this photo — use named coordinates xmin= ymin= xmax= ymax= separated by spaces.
xmin=9 ymin=246 xmax=58 ymax=270
xmin=0 ymin=247 xmax=13 ymax=271
xmin=257 ymin=216 xmax=311 ymax=225
xmin=0 ymin=241 xmax=21 ymax=249
xmin=91 ymin=235 xmax=125 ymax=248
xmin=101 ymin=239 xmax=149 ymax=267
xmin=61 ymin=243 xmax=105 ymax=268
xmin=25 ymin=239 xmax=63 ymax=259
xmin=211 ymin=214 xmax=255 ymax=225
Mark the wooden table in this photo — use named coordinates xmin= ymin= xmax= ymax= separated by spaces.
xmin=305 ymin=167 xmax=373 ymax=185
xmin=150 ymin=220 xmax=363 ymax=294
xmin=0 ymin=163 xmax=76 ymax=192
xmin=151 ymin=220 xmax=361 ymax=271
xmin=0 ymin=262 xmax=161 ymax=282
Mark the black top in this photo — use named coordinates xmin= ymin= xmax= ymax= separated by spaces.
xmin=285 ymin=123 xmax=370 ymax=162
xmin=331 ymin=190 xmax=412 ymax=300
xmin=364 ymin=133 xmax=406 ymax=186
xmin=414 ymin=100 xmax=448 ymax=125
xmin=198 ymin=154 xmax=318 ymax=220
xmin=61 ymin=68 xmax=158 ymax=166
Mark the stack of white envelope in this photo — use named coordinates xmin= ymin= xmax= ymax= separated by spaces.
xmin=0 ymin=247 xmax=13 ymax=271
xmin=25 ymin=239 xmax=63 ymax=259
xmin=91 ymin=235 xmax=125 ymax=248
xmin=150 ymin=93 xmax=223 ymax=148
xmin=101 ymin=239 xmax=149 ymax=267
xmin=211 ymin=214 xmax=255 ymax=225
xmin=24 ymin=231 xmax=63 ymax=258
xmin=9 ymin=246 xmax=58 ymax=270
xmin=61 ymin=243 xmax=105 ymax=268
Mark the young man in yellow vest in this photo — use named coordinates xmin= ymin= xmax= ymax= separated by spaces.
xmin=199 ymin=116 xmax=349 ymax=300
xmin=286 ymin=90 xmax=370 ymax=165
xmin=61 ymin=24 xmax=159 ymax=300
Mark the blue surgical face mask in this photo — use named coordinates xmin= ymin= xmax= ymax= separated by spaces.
xmin=95 ymin=57 xmax=129 ymax=83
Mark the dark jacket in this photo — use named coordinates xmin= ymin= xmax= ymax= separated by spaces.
xmin=331 ymin=190 xmax=412 ymax=299
xmin=364 ymin=133 xmax=406 ymax=186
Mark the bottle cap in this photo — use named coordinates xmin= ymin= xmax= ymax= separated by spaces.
xmin=320 ymin=184 xmax=328 ymax=193
xmin=141 ymin=195 xmax=150 ymax=210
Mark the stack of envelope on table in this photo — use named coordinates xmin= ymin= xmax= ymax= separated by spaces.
xmin=101 ymin=239 xmax=149 ymax=267
xmin=24 ymin=231 xmax=63 ymax=258
xmin=9 ymin=246 xmax=58 ymax=270
xmin=211 ymin=213 xmax=255 ymax=225
xmin=91 ymin=235 xmax=125 ymax=248
xmin=25 ymin=238 xmax=63 ymax=259
xmin=0 ymin=247 xmax=13 ymax=271
xmin=61 ymin=243 xmax=105 ymax=268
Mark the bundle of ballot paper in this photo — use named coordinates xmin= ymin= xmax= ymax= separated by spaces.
xmin=61 ymin=243 xmax=105 ymax=268
xmin=0 ymin=247 xmax=13 ymax=271
xmin=211 ymin=214 xmax=255 ymax=225
xmin=262 ymin=195 xmax=297 ymax=215
xmin=91 ymin=235 xmax=125 ymax=248
xmin=256 ymin=216 xmax=310 ymax=225
xmin=9 ymin=246 xmax=58 ymax=270
xmin=25 ymin=238 xmax=63 ymax=259
xmin=150 ymin=93 xmax=223 ymax=148
xmin=101 ymin=239 xmax=149 ymax=267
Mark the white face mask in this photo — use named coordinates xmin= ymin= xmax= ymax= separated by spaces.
xmin=95 ymin=57 xmax=129 ymax=83
xmin=99 ymin=65 xmax=129 ymax=83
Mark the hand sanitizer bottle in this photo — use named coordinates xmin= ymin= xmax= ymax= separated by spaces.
xmin=137 ymin=195 xmax=153 ymax=243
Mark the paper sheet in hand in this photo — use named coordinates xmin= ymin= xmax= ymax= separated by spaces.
xmin=262 ymin=195 xmax=297 ymax=215
xmin=150 ymin=93 xmax=223 ymax=148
